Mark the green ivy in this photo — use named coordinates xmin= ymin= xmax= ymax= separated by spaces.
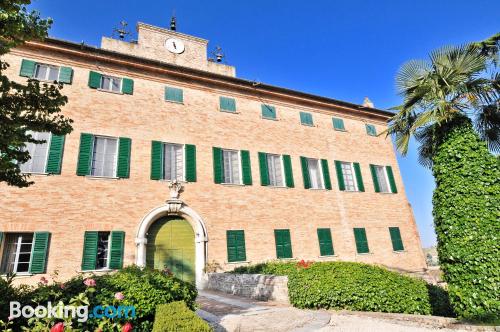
xmin=432 ymin=119 xmax=500 ymax=321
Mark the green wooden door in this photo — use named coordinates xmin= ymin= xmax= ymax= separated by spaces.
xmin=146 ymin=218 xmax=195 ymax=284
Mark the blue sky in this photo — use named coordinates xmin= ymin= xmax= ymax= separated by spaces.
xmin=28 ymin=0 xmax=500 ymax=247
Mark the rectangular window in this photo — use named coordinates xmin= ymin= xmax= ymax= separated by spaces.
xmin=163 ymin=143 xmax=184 ymax=181
xmin=20 ymin=131 xmax=51 ymax=174
xmin=307 ymin=158 xmax=324 ymax=189
xmin=261 ymin=104 xmax=276 ymax=119
xmin=340 ymin=162 xmax=357 ymax=191
xmin=354 ymin=228 xmax=369 ymax=254
xmin=317 ymin=228 xmax=334 ymax=256
xmin=91 ymin=136 xmax=118 ymax=177
xmin=33 ymin=63 xmax=59 ymax=81
xmin=274 ymin=229 xmax=293 ymax=259
xmin=165 ymin=87 xmax=184 ymax=103
xmin=100 ymin=75 xmax=122 ymax=93
xmin=220 ymin=96 xmax=236 ymax=112
xmin=366 ymin=124 xmax=377 ymax=136
xmin=96 ymin=232 xmax=111 ymax=270
xmin=226 ymin=230 xmax=246 ymax=262
xmin=267 ymin=154 xmax=284 ymax=187
xmin=374 ymin=165 xmax=390 ymax=193
xmin=0 ymin=233 xmax=34 ymax=274
xmin=332 ymin=117 xmax=345 ymax=131
xmin=389 ymin=227 xmax=404 ymax=251
xmin=300 ymin=112 xmax=314 ymax=126
xmin=222 ymin=149 xmax=241 ymax=184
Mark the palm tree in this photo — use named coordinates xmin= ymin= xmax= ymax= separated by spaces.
xmin=387 ymin=36 xmax=499 ymax=321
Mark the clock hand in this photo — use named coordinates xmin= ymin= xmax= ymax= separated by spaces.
xmin=173 ymin=41 xmax=177 ymax=49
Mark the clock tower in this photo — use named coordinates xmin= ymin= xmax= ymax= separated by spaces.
xmin=100 ymin=22 xmax=236 ymax=77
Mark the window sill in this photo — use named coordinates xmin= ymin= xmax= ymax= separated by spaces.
xmin=334 ymin=128 xmax=347 ymax=132
xmin=85 ymin=176 xmax=120 ymax=181
xmin=342 ymin=190 xmax=363 ymax=193
xmin=78 ymin=269 xmax=115 ymax=273
xmin=219 ymin=109 xmax=239 ymax=114
xmin=226 ymin=261 xmax=250 ymax=265
xmin=31 ymin=78 xmax=60 ymax=84
xmin=158 ymin=179 xmax=187 ymax=183
xmin=266 ymin=185 xmax=289 ymax=189
xmin=1 ymin=273 xmax=33 ymax=279
xmin=97 ymin=88 xmax=123 ymax=95
xmin=301 ymin=123 xmax=315 ymax=127
xmin=318 ymin=255 xmax=337 ymax=258
xmin=220 ymin=183 xmax=246 ymax=187
xmin=356 ymin=252 xmax=373 ymax=256
xmin=276 ymin=257 xmax=296 ymax=261
xmin=22 ymin=172 xmax=50 ymax=176
xmin=261 ymin=116 xmax=278 ymax=121
xmin=165 ymin=100 xmax=184 ymax=105
xmin=393 ymin=250 xmax=406 ymax=254
xmin=307 ymin=188 xmax=328 ymax=191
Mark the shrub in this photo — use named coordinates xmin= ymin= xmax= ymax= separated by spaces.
xmin=152 ymin=301 xmax=212 ymax=332
xmin=432 ymin=121 xmax=500 ymax=321
xmin=232 ymin=261 xmax=455 ymax=316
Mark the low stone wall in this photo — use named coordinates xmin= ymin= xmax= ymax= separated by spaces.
xmin=206 ymin=273 xmax=289 ymax=303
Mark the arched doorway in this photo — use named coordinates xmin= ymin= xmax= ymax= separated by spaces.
xmin=146 ymin=217 xmax=195 ymax=283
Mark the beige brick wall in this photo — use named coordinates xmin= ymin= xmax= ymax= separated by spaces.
xmin=0 ymin=45 xmax=426 ymax=284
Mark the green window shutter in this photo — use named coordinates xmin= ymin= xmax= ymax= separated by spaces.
xmin=300 ymin=112 xmax=313 ymax=126
xmin=45 ymin=135 xmax=65 ymax=174
xmin=81 ymin=231 xmax=98 ymax=271
xmin=389 ymin=227 xmax=404 ymax=251
xmin=29 ymin=232 xmax=50 ymax=274
xmin=334 ymin=160 xmax=346 ymax=191
xmin=212 ymin=147 xmax=223 ymax=184
xmin=386 ymin=166 xmax=398 ymax=193
xmin=0 ymin=232 xmax=3 ymax=246
xmin=220 ymin=96 xmax=236 ymax=112
xmin=353 ymin=162 xmax=365 ymax=192
xmin=227 ymin=230 xmax=246 ymax=262
xmin=88 ymin=71 xmax=102 ymax=89
xmin=58 ymin=67 xmax=73 ymax=84
xmin=76 ymin=133 xmax=94 ymax=176
xmin=241 ymin=150 xmax=252 ymax=185
xmin=20 ymin=59 xmax=36 ymax=77
xmin=282 ymin=154 xmax=294 ymax=188
xmin=185 ymin=144 xmax=197 ymax=182
xmin=109 ymin=231 xmax=125 ymax=269
xmin=354 ymin=228 xmax=370 ymax=254
xmin=300 ymin=156 xmax=311 ymax=189
xmin=117 ymin=137 xmax=131 ymax=178
xmin=121 ymin=78 xmax=134 ymax=95
xmin=366 ymin=124 xmax=377 ymax=136
xmin=317 ymin=228 xmax=334 ymax=256
xmin=258 ymin=152 xmax=269 ymax=186
xmin=165 ymin=87 xmax=183 ymax=103
xmin=261 ymin=104 xmax=276 ymax=119
xmin=369 ymin=164 xmax=381 ymax=193
xmin=274 ymin=229 xmax=292 ymax=259
xmin=151 ymin=141 xmax=164 ymax=180
xmin=321 ymin=159 xmax=332 ymax=190
xmin=332 ymin=118 xmax=345 ymax=130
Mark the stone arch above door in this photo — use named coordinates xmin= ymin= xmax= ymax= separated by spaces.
xmin=135 ymin=198 xmax=208 ymax=289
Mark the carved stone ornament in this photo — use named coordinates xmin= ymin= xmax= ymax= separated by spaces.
xmin=168 ymin=180 xmax=183 ymax=199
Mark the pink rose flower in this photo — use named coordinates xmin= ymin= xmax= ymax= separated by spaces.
xmin=39 ymin=276 xmax=49 ymax=285
xmin=83 ymin=278 xmax=96 ymax=287
xmin=59 ymin=283 xmax=66 ymax=290
xmin=122 ymin=322 xmax=133 ymax=332
xmin=8 ymin=315 xmax=14 ymax=321
xmin=50 ymin=322 xmax=65 ymax=332
xmin=114 ymin=292 xmax=124 ymax=301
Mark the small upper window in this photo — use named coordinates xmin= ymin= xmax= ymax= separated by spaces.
xmin=34 ymin=64 xmax=59 ymax=81
xmin=20 ymin=131 xmax=51 ymax=174
xmin=91 ymin=136 xmax=118 ymax=177
xmin=366 ymin=124 xmax=377 ymax=136
xmin=333 ymin=118 xmax=345 ymax=131
xmin=220 ymin=96 xmax=236 ymax=112
xmin=374 ymin=165 xmax=390 ymax=193
xmin=222 ymin=149 xmax=241 ymax=184
xmin=300 ymin=112 xmax=314 ymax=126
xmin=340 ymin=162 xmax=357 ymax=191
xmin=267 ymin=154 xmax=284 ymax=187
xmin=100 ymin=75 xmax=122 ymax=93
xmin=0 ymin=233 xmax=34 ymax=274
xmin=307 ymin=158 xmax=324 ymax=189
xmin=96 ymin=232 xmax=111 ymax=270
xmin=165 ymin=87 xmax=184 ymax=103
xmin=261 ymin=104 xmax=277 ymax=120
xmin=163 ymin=143 xmax=184 ymax=181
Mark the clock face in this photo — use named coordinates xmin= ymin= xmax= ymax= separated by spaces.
xmin=165 ymin=38 xmax=185 ymax=54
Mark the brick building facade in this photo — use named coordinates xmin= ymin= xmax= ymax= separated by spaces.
xmin=0 ymin=22 xmax=426 ymax=288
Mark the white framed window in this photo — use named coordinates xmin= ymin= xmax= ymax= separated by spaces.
xmin=341 ymin=162 xmax=358 ymax=191
xmin=374 ymin=165 xmax=391 ymax=193
xmin=163 ymin=143 xmax=184 ymax=181
xmin=0 ymin=233 xmax=34 ymax=274
xmin=33 ymin=63 xmax=59 ymax=81
xmin=222 ymin=149 xmax=241 ymax=184
xmin=307 ymin=158 xmax=324 ymax=189
xmin=100 ymin=75 xmax=122 ymax=93
xmin=96 ymin=232 xmax=111 ymax=270
xmin=20 ymin=131 xmax=51 ymax=174
xmin=267 ymin=154 xmax=284 ymax=187
xmin=91 ymin=136 xmax=118 ymax=177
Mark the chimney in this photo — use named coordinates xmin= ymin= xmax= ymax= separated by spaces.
xmin=362 ymin=97 xmax=374 ymax=108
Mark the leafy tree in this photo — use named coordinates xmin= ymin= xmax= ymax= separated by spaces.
xmin=0 ymin=0 xmax=73 ymax=187
xmin=386 ymin=35 xmax=499 ymax=321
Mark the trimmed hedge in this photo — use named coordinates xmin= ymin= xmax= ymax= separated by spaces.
xmin=232 ymin=261 xmax=454 ymax=316
xmin=152 ymin=301 xmax=212 ymax=332
xmin=432 ymin=120 xmax=500 ymax=321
